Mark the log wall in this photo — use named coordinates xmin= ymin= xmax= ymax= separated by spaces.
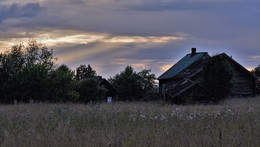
xmin=231 ymin=68 xmax=255 ymax=96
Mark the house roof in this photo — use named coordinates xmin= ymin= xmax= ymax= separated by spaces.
xmin=158 ymin=52 xmax=210 ymax=80
xmin=217 ymin=53 xmax=255 ymax=79
xmin=158 ymin=50 xmax=257 ymax=98
xmin=99 ymin=78 xmax=118 ymax=94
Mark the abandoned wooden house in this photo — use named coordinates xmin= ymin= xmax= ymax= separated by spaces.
xmin=158 ymin=48 xmax=257 ymax=102
xmin=98 ymin=77 xmax=118 ymax=102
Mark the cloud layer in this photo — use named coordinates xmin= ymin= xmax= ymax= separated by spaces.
xmin=0 ymin=0 xmax=260 ymax=78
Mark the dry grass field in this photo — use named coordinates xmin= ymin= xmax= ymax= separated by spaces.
xmin=0 ymin=97 xmax=259 ymax=147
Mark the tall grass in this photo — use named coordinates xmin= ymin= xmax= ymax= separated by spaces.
xmin=0 ymin=97 xmax=259 ymax=146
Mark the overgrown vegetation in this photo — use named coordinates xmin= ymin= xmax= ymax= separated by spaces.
xmin=109 ymin=66 xmax=158 ymax=101
xmin=252 ymin=65 xmax=260 ymax=78
xmin=1 ymin=40 xmax=259 ymax=104
xmin=0 ymin=40 xmax=260 ymax=146
xmin=203 ymin=54 xmax=234 ymax=102
xmin=0 ymin=40 xmax=158 ymax=103
xmin=0 ymin=98 xmax=259 ymax=146
xmin=252 ymin=65 xmax=260 ymax=95
xmin=0 ymin=40 xmax=56 ymax=103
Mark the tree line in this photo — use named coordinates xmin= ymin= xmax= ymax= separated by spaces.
xmin=0 ymin=40 xmax=259 ymax=104
xmin=0 ymin=40 xmax=158 ymax=104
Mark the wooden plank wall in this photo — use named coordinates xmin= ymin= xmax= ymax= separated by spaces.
xmin=231 ymin=70 xmax=255 ymax=96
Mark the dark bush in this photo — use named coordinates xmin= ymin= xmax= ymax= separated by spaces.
xmin=203 ymin=54 xmax=234 ymax=102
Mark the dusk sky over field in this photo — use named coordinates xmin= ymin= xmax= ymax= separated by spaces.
xmin=0 ymin=0 xmax=260 ymax=78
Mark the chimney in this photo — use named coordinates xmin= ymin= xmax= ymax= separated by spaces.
xmin=191 ymin=48 xmax=196 ymax=55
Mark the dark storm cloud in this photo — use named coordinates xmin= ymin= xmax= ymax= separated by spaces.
xmin=0 ymin=3 xmax=43 ymax=22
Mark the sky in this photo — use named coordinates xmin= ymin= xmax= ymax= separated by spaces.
xmin=0 ymin=0 xmax=260 ymax=78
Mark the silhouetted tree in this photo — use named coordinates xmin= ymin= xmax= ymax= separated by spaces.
xmin=75 ymin=64 xmax=109 ymax=102
xmin=76 ymin=64 xmax=97 ymax=80
xmin=109 ymin=66 xmax=141 ymax=101
xmin=138 ymin=69 xmax=158 ymax=100
xmin=109 ymin=66 xmax=158 ymax=101
xmin=77 ymin=78 xmax=99 ymax=103
xmin=15 ymin=64 xmax=50 ymax=102
xmin=252 ymin=65 xmax=260 ymax=95
xmin=252 ymin=65 xmax=260 ymax=78
xmin=203 ymin=54 xmax=234 ymax=102
xmin=47 ymin=64 xmax=78 ymax=102
xmin=0 ymin=40 xmax=56 ymax=103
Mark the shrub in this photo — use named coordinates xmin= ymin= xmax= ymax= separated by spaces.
xmin=203 ymin=54 xmax=234 ymax=102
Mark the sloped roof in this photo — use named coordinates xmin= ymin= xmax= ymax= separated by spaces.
xmin=217 ymin=53 xmax=255 ymax=79
xmin=158 ymin=52 xmax=210 ymax=80
xmin=99 ymin=78 xmax=118 ymax=94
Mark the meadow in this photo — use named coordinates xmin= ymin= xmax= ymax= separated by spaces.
xmin=0 ymin=97 xmax=259 ymax=147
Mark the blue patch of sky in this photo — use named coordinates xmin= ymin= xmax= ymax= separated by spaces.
xmin=0 ymin=3 xmax=42 ymax=22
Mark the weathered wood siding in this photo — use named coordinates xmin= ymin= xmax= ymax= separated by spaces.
xmin=231 ymin=68 xmax=256 ymax=96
